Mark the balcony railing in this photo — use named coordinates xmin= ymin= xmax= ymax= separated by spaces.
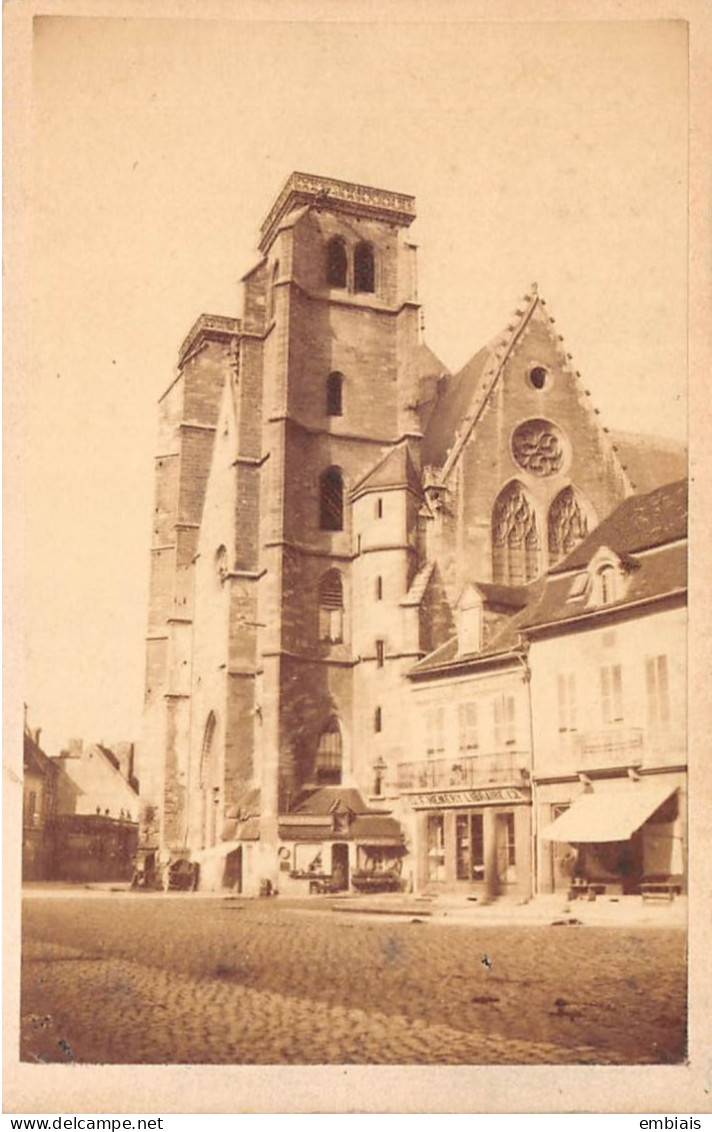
xmin=569 ymin=726 xmax=688 ymax=771
xmin=397 ymin=751 xmax=529 ymax=791
xmin=573 ymin=727 xmax=644 ymax=770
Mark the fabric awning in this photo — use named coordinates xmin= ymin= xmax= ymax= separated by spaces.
xmin=540 ymin=784 xmax=677 ymax=843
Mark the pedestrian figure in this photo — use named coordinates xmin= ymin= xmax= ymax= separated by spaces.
xmin=481 ymin=952 xmax=493 ymax=971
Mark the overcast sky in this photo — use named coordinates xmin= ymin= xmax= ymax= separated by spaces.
xmin=24 ymin=16 xmax=687 ymax=756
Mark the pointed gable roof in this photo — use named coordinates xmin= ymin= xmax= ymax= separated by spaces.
xmin=420 ymin=286 xmax=633 ymax=494
xmin=421 ymin=286 xmax=542 ymax=472
xmin=351 ymin=441 xmax=423 ymax=500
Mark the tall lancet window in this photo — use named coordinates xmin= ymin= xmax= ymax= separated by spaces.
xmin=548 ymin=487 xmax=589 ymax=565
xmin=492 ymin=482 xmax=540 ymax=584
xmin=318 ymin=568 xmax=344 ymax=644
xmin=199 ymin=711 xmax=219 ymax=849
xmin=315 ymin=717 xmax=342 ymax=784
xmin=354 ymin=242 xmax=375 ymax=293
xmin=319 ymin=466 xmax=344 ymax=531
xmin=326 ymin=238 xmax=348 ymax=288
xmin=326 ymin=372 xmax=344 ymax=416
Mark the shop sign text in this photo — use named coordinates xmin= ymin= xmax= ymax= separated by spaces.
xmin=409 ymin=786 xmax=529 ymax=808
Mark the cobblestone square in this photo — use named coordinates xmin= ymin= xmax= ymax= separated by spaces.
xmin=21 ymin=893 xmax=686 ymax=1066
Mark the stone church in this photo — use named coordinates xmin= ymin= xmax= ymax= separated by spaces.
xmin=139 ymin=172 xmax=685 ymax=896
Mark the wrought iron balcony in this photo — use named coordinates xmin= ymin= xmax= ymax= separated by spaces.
xmin=573 ymin=727 xmax=644 ymax=770
xmin=397 ymin=751 xmax=530 ymax=792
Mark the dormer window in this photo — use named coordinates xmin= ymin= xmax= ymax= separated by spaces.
xmin=573 ymin=546 xmax=635 ymax=608
xmin=326 ymin=238 xmax=348 ymax=288
xmin=598 ymin=563 xmax=617 ymax=605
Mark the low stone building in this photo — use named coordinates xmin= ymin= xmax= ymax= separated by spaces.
xmin=21 ymin=731 xmax=140 ymax=883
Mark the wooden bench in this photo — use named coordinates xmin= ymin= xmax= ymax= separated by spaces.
xmin=351 ymin=871 xmax=402 ymax=894
xmin=307 ymin=876 xmax=341 ymax=895
xmin=640 ymin=880 xmax=679 ymax=903
xmin=567 ymin=880 xmax=607 ymax=901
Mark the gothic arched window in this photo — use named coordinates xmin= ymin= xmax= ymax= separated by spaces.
xmin=199 ymin=711 xmax=219 ymax=849
xmin=548 ymin=487 xmax=589 ymax=565
xmin=318 ymin=569 xmax=344 ymax=643
xmin=326 ymin=372 xmax=343 ymax=416
xmin=315 ymin=717 xmax=342 ymax=784
xmin=326 ymin=238 xmax=348 ymax=288
xmin=319 ymin=466 xmax=344 ymax=531
xmin=492 ymin=482 xmax=540 ymax=584
xmin=354 ymin=242 xmax=375 ymax=293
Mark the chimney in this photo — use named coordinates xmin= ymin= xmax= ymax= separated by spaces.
xmin=67 ymin=738 xmax=83 ymax=758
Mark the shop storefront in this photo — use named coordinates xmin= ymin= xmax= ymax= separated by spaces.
xmin=537 ymin=774 xmax=686 ymax=896
xmin=275 ymin=787 xmax=406 ymax=896
xmin=407 ymin=784 xmax=532 ymax=900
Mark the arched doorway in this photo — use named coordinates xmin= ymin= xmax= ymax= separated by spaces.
xmin=223 ymin=846 xmax=242 ymax=893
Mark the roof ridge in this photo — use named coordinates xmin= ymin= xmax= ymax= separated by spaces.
xmin=439 ymin=286 xmax=540 ymax=481
xmin=351 ymin=439 xmax=422 ymax=498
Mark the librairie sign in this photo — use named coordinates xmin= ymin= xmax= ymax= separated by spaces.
xmin=409 ymin=786 xmax=530 ymax=808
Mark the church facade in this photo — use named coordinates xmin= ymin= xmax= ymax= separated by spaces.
xmin=138 ymin=172 xmax=685 ymax=897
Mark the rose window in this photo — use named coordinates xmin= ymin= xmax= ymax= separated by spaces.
xmin=511 ymin=419 xmax=566 ymax=477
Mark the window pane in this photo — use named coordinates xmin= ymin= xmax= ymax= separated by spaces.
xmin=326 ymin=239 xmax=347 ymax=288
xmin=326 ymin=372 xmax=343 ymax=416
xmin=354 ymin=242 xmax=375 ymax=293
xmin=320 ymin=468 xmax=344 ymax=530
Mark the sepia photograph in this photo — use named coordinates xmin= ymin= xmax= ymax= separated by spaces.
xmin=6 ymin=0 xmax=710 ymax=1117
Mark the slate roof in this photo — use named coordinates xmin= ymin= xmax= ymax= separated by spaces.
xmin=289 ymin=787 xmax=371 ymax=816
xmin=411 ymin=480 xmax=687 ymax=675
xmin=520 ymin=543 xmax=687 ymax=634
xmin=610 ymin=431 xmax=687 ymax=494
xmin=351 ymin=441 xmax=423 ymax=499
xmin=472 ymin=583 xmax=532 ymax=611
xmin=277 ymin=815 xmax=403 ymax=844
xmin=420 ymin=346 xmax=491 ymax=468
xmin=548 ymin=480 xmax=687 ymax=574
xmin=513 ymin=481 xmax=687 ymax=633
xmin=400 ymin=561 xmax=436 ymax=607
xmin=409 ymin=593 xmax=539 ymax=676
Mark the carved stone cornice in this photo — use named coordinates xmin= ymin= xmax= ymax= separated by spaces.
xmin=178 ymin=314 xmax=242 ymax=366
xmin=259 ymin=172 xmax=416 ymax=252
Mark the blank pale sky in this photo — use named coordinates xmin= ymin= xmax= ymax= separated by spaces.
xmin=25 ymin=16 xmax=687 ymax=755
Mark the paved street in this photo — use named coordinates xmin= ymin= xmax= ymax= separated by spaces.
xmin=21 ymin=892 xmax=686 ymax=1065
